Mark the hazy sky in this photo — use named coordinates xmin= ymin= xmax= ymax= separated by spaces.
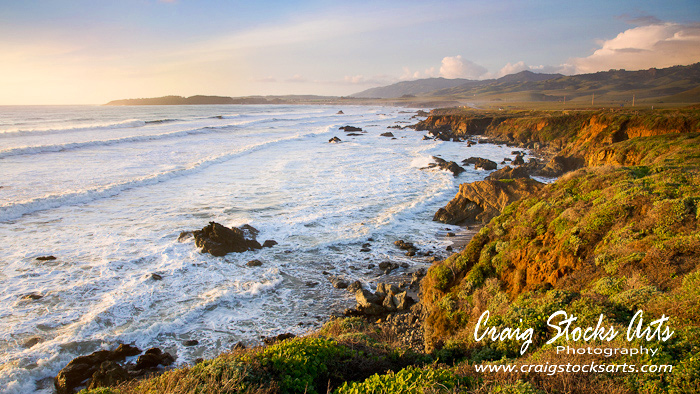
xmin=1 ymin=0 xmax=699 ymax=104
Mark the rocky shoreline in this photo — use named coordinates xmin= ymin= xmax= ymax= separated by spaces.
xmin=50 ymin=113 xmax=549 ymax=393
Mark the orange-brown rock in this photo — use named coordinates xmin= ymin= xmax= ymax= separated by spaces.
xmin=433 ymin=178 xmax=544 ymax=225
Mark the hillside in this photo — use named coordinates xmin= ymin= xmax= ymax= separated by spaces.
xmin=350 ymin=77 xmax=476 ymax=98
xmin=74 ymin=108 xmax=700 ymax=394
xmin=349 ymin=63 xmax=700 ymax=105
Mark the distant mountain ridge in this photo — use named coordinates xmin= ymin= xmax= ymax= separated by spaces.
xmin=350 ymin=77 xmax=474 ymax=99
xmin=350 ymin=71 xmax=562 ymax=99
xmin=350 ymin=64 xmax=700 ymax=103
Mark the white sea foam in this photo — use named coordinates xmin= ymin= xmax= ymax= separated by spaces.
xmin=0 ymin=119 xmax=147 ymax=137
xmin=0 ymin=105 xmax=521 ymax=392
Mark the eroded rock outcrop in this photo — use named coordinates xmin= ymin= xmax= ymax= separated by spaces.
xmin=433 ymin=178 xmax=545 ymax=225
xmin=350 ymin=283 xmax=415 ymax=316
xmin=54 ymin=344 xmax=146 ymax=394
xmin=181 ymin=222 xmax=264 ymax=257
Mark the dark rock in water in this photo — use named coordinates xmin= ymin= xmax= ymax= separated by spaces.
xmin=422 ymin=135 xmax=431 ymax=140
xmin=446 ymin=245 xmax=453 ymax=251
xmin=339 ymin=125 xmax=362 ymax=132
xmin=446 ymin=232 xmax=456 ymax=237
xmin=347 ymin=280 xmax=363 ymax=292
xmin=305 ymin=281 xmax=319 ymax=287
xmin=54 ymin=344 xmax=141 ymax=394
xmin=367 ymin=263 xmax=375 ymax=269
xmin=360 ymin=247 xmax=371 ymax=252
xmin=511 ymin=150 xmax=522 ymax=155
xmin=380 ymin=132 xmax=395 ymax=137
xmin=112 ymin=344 xmax=141 ymax=359
xmin=329 ymin=136 xmax=342 ymax=143
xmin=378 ymin=261 xmax=399 ymax=274
xmin=177 ymin=231 xmax=193 ymax=241
xmin=191 ymin=222 xmax=262 ymax=257
xmin=246 ymin=259 xmax=263 ymax=267
xmin=263 ymin=333 xmax=295 ymax=345
xmin=512 ymin=154 xmax=525 ymax=166
xmin=462 ymin=157 xmax=497 ymax=171
xmin=23 ymin=336 xmax=42 ymax=348
xmin=337 ymin=110 xmax=344 ymax=114
xmin=239 ymin=224 xmax=259 ymax=237
xmin=134 ymin=348 xmax=175 ymax=371
xmin=405 ymin=250 xmax=416 ymax=257
xmin=183 ymin=340 xmax=199 ymax=347
xmin=21 ymin=293 xmax=43 ymax=301
xmin=400 ymin=262 xmax=409 ymax=269
xmin=86 ymin=361 xmax=129 ymax=391
xmin=347 ymin=133 xmax=363 ymax=136
xmin=36 ymin=255 xmax=57 ymax=261
xmin=394 ymin=240 xmax=415 ymax=250
xmin=55 ymin=352 xmax=109 ymax=393
xmin=330 ymin=277 xmax=349 ymax=289
xmin=150 ymin=273 xmax=163 ymax=281
xmin=428 ymin=156 xmax=465 ymax=177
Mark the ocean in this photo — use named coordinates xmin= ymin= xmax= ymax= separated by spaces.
xmin=0 ymin=104 xmax=517 ymax=393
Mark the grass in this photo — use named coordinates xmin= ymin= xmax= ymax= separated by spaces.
xmin=81 ymin=108 xmax=700 ymax=394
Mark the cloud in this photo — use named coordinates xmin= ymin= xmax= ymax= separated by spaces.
xmin=401 ymin=56 xmax=489 ymax=80
xmin=497 ymin=61 xmax=529 ymax=77
xmin=566 ymin=22 xmax=700 ymax=74
xmin=255 ymin=76 xmax=277 ymax=83
xmin=285 ymin=74 xmax=308 ymax=83
xmin=439 ymin=55 xmax=488 ymax=79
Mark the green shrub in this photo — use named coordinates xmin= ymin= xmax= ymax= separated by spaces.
xmin=257 ymin=337 xmax=351 ymax=394
xmin=491 ymin=380 xmax=544 ymax=394
xmin=335 ymin=365 xmax=470 ymax=394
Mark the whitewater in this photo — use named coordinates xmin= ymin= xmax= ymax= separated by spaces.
xmin=0 ymin=104 xmax=518 ymax=393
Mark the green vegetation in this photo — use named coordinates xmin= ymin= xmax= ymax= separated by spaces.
xmin=81 ymin=108 xmax=700 ymax=394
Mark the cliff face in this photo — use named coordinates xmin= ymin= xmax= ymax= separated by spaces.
xmin=433 ymin=179 xmax=545 ymax=225
xmin=417 ymin=109 xmax=700 ymax=169
xmin=421 ymin=109 xmax=700 ymax=362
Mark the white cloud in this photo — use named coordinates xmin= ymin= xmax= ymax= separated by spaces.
xmin=497 ymin=61 xmax=529 ymax=77
xmin=439 ymin=55 xmax=488 ymax=79
xmin=285 ymin=74 xmax=308 ymax=83
xmin=566 ymin=22 xmax=700 ymax=73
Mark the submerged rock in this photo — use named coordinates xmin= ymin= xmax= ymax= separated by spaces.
xmin=246 ymin=259 xmax=263 ymax=267
xmin=380 ymin=132 xmax=395 ymax=137
xmin=189 ymin=222 xmax=263 ymax=257
xmin=329 ymin=136 xmax=342 ymax=143
xmin=339 ymin=125 xmax=362 ymax=132
xmin=262 ymin=240 xmax=278 ymax=248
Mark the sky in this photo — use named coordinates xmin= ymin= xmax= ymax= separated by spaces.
xmin=1 ymin=0 xmax=699 ymax=105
